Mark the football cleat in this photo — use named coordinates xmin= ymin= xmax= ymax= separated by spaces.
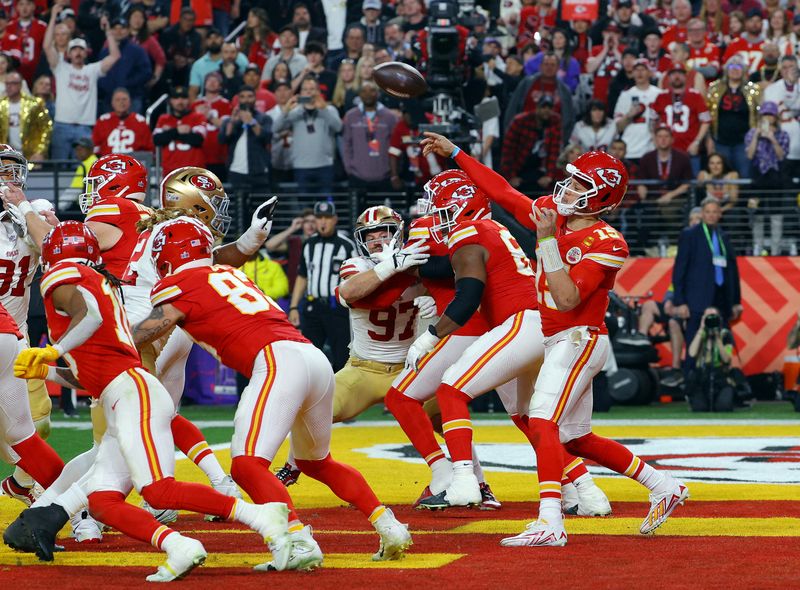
xmin=500 ymin=519 xmax=568 ymax=547
xmin=71 ymin=510 xmax=102 ymax=543
xmin=275 ymin=463 xmax=301 ymax=487
xmin=1 ymin=476 xmax=43 ymax=507
xmin=640 ymin=474 xmax=689 ymax=535
xmin=412 ymin=486 xmax=434 ymax=510
xmin=562 ymin=482 xmax=580 ymax=515
xmin=250 ymin=502 xmax=292 ymax=571
xmin=418 ymin=473 xmax=481 ymax=509
xmin=17 ymin=504 xmax=70 ymax=561
xmin=146 ymin=535 xmax=207 ymax=582
xmin=141 ymin=500 xmax=179 ymax=525
xmin=576 ymin=482 xmax=612 ymax=517
xmin=479 ymin=482 xmax=501 ymax=510
xmin=372 ymin=508 xmax=412 ymax=561
xmin=254 ymin=525 xmax=323 ymax=572
xmin=205 ymin=475 xmax=243 ymax=522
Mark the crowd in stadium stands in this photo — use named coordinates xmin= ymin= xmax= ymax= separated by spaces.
xmin=2 ymin=0 xmax=800 ymax=258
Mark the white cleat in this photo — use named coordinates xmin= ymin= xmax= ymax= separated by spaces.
xmin=70 ymin=510 xmax=103 ymax=543
xmin=0 ymin=477 xmax=43 ymax=507
xmin=640 ymin=474 xmax=689 ymax=535
xmin=500 ymin=519 xmax=568 ymax=547
xmin=205 ymin=475 xmax=243 ymax=521
xmin=372 ymin=508 xmax=412 ymax=561
xmin=417 ymin=473 xmax=481 ymax=509
xmin=141 ymin=500 xmax=179 ymax=525
xmin=576 ymin=482 xmax=612 ymax=517
xmin=250 ymin=502 xmax=292 ymax=570
xmin=561 ymin=483 xmax=579 ymax=514
xmin=254 ymin=525 xmax=323 ymax=572
xmin=146 ymin=535 xmax=207 ymax=582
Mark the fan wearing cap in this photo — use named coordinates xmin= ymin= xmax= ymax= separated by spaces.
xmin=361 ymin=0 xmax=387 ymax=45
xmin=261 ymin=25 xmax=308 ymax=83
xmin=586 ymin=22 xmax=625 ymax=102
xmin=614 ymin=58 xmax=662 ymax=160
xmin=722 ymin=8 xmax=766 ymax=75
xmin=92 ymin=88 xmax=155 ymax=156
xmin=192 ymin=71 xmax=232 ymax=181
xmin=43 ymin=5 xmax=120 ymax=161
xmin=0 ymin=0 xmax=46 ymax=85
xmin=96 ymin=17 xmax=152 ymax=115
xmin=662 ymin=42 xmax=707 ymax=93
xmin=233 ymin=63 xmax=277 ymax=113
xmin=153 ymin=86 xmax=208 ymax=174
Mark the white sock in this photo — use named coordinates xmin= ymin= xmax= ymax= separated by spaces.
xmin=286 ymin=451 xmax=297 ymax=471
xmin=538 ymin=498 xmax=562 ymax=524
xmin=197 ymin=454 xmax=226 ymax=486
xmin=31 ymin=446 xmax=99 ymax=508
xmin=161 ymin=531 xmax=183 ymax=552
xmin=12 ymin=467 xmax=34 ymax=487
xmin=634 ymin=462 xmax=667 ymax=493
xmin=452 ymin=460 xmax=474 ymax=480
xmin=429 ymin=458 xmax=453 ymax=494
xmin=573 ymin=472 xmax=594 ymax=489
xmin=57 ymin=482 xmax=89 ymax=517
xmin=232 ymin=499 xmax=286 ymax=540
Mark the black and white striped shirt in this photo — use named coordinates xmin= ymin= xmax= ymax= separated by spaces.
xmin=298 ymin=230 xmax=356 ymax=299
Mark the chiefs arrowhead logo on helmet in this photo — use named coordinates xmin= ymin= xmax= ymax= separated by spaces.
xmin=190 ymin=174 xmax=215 ymax=190
xmin=553 ymin=151 xmax=629 ymax=217
xmin=426 ymin=169 xmax=490 ymax=243
xmin=597 ymin=168 xmax=623 ymax=188
xmin=98 ymin=158 xmax=128 ymax=174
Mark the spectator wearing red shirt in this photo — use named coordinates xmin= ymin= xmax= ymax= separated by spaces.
xmin=652 ymin=63 xmax=712 ymax=174
xmin=517 ymin=0 xmax=557 ymax=52
xmin=153 ymin=86 xmax=207 ymax=173
xmin=388 ymin=100 xmax=444 ymax=189
xmin=661 ymin=0 xmax=693 ymax=51
xmin=701 ymin=0 xmax=730 ymax=46
xmin=640 ymin=28 xmax=672 ymax=83
xmin=232 ymin=64 xmax=277 ymax=113
xmin=0 ymin=0 xmax=46 ymax=85
xmin=568 ymin=19 xmax=593 ymax=70
xmin=92 ymin=88 xmax=154 ymax=155
xmin=239 ymin=8 xmax=276 ymax=71
xmin=192 ymin=71 xmax=232 ymax=181
xmin=686 ymin=19 xmax=720 ymax=79
xmin=586 ymin=22 xmax=625 ymax=103
xmin=722 ymin=9 xmax=766 ymax=75
xmin=500 ymin=95 xmax=562 ymax=191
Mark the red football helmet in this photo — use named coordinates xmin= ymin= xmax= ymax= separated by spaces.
xmin=553 ymin=151 xmax=629 ymax=217
xmin=418 ymin=169 xmax=472 ymax=215
xmin=79 ymin=154 xmax=148 ymax=213
xmin=0 ymin=144 xmax=28 ymax=188
xmin=426 ymin=169 xmax=490 ymax=243
xmin=151 ymin=218 xmax=213 ymax=279
xmin=41 ymin=221 xmax=101 ymax=269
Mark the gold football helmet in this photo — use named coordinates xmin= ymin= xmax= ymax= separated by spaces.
xmin=354 ymin=205 xmax=403 ymax=256
xmin=159 ymin=166 xmax=231 ymax=237
xmin=0 ymin=144 xmax=28 ymax=188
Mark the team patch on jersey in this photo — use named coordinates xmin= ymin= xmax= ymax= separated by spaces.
xmin=565 ymin=246 xmax=582 ymax=265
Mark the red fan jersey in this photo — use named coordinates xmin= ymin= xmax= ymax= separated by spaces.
xmin=150 ymin=265 xmax=308 ymax=377
xmin=0 ymin=18 xmax=47 ymax=84
xmin=92 ymin=112 xmax=155 ymax=156
xmin=154 ymin=111 xmax=207 ymax=173
xmin=661 ymin=24 xmax=688 ymax=51
xmin=651 ymin=89 xmax=711 ymax=151
xmin=446 ymin=219 xmax=538 ymax=329
xmin=589 ymin=44 xmax=626 ymax=101
xmin=192 ymin=96 xmax=231 ymax=166
xmin=41 ymin=262 xmax=141 ymax=396
xmin=533 ymin=196 xmax=629 ymax=337
xmin=84 ymin=197 xmax=154 ymax=277
xmin=687 ymin=41 xmax=720 ymax=69
xmin=407 ymin=216 xmax=489 ymax=337
xmin=722 ymin=37 xmax=765 ymax=75
xmin=0 ymin=301 xmax=22 ymax=338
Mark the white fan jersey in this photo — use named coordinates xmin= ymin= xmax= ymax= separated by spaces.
xmin=338 ymin=256 xmax=424 ymax=364
xmin=0 ymin=221 xmax=38 ymax=335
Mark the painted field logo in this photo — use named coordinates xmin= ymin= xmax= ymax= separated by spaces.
xmin=357 ymin=437 xmax=800 ymax=484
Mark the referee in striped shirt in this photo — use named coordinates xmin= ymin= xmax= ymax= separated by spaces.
xmin=288 ymin=201 xmax=356 ymax=371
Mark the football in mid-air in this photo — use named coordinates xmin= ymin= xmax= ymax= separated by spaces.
xmin=373 ymin=62 xmax=428 ymax=98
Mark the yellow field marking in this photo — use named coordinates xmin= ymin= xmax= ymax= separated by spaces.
xmin=0 ymin=551 xmax=464 ymax=569
xmin=452 ymin=517 xmax=800 ymax=537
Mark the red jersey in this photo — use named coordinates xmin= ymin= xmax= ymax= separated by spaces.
xmin=589 ymin=45 xmax=625 ymax=101
xmin=245 ymin=37 xmax=278 ymax=70
xmin=0 ymin=18 xmax=47 ymax=84
xmin=661 ymin=24 xmax=688 ymax=51
xmin=92 ymin=112 xmax=155 ymax=156
xmin=687 ymin=41 xmax=720 ymax=70
xmin=407 ymin=216 xmax=488 ymax=337
xmin=41 ymin=262 xmax=141 ymax=396
xmin=722 ymin=37 xmax=765 ymax=74
xmin=192 ymin=96 xmax=231 ymax=166
xmin=84 ymin=197 xmax=154 ymax=277
xmin=150 ymin=265 xmax=308 ymax=377
xmin=651 ymin=89 xmax=711 ymax=151
xmin=0 ymin=301 xmax=22 ymax=338
xmin=446 ymin=219 xmax=538 ymax=329
xmin=532 ymin=197 xmax=629 ymax=337
xmin=154 ymin=112 xmax=207 ymax=173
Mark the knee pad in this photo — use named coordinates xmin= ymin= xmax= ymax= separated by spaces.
xmin=140 ymin=477 xmax=178 ymax=509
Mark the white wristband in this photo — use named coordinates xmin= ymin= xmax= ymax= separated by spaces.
xmin=538 ymin=237 xmax=564 ymax=273
xmin=235 ymin=225 xmax=269 ymax=256
xmin=17 ymin=200 xmax=34 ymax=217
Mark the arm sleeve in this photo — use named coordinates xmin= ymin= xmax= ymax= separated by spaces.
xmin=453 ymin=149 xmax=534 ymax=228
xmin=152 ymin=123 xmax=178 ymax=146
xmin=346 ymin=274 xmax=416 ymax=310
xmin=176 ymin=131 xmax=204 ymax=147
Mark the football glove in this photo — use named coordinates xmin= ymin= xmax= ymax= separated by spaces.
xmin=14 ymin=346 xmax=57 ymax=380
xmin=405 ymin=328 xmax=440 ymax=371
xmin=373 ymin=235 xmax=430 ymax=281
xmin=413 ymin=295 xmax=437 ymax=319
xmin=236 ymin=196 xmax=278 ymax=255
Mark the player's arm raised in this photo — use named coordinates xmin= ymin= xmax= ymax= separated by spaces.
xmin=1 ymin=185 xmax=56 ymax=248
xmin=213 ymin=196 xmax=277 ymax=266
xmin=132 ymin=303 xmax=185 ymax=346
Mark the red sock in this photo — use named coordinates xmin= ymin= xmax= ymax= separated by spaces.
xmin=565 ymin=433 xmax=635 ymax=475
xmin=170 ymin=414 xmax=213 ymax=465
xmin=295 ymin=454 xmax=380 ymax=518
xmin=230 ymin=455 xmax=299 ymax=521
xmin=527 ymin=418 xmax=566 ymax=501
xmin=436 ymin=384 xmax=473 ymax=463
xmin=88 ymin=490 xmax=174 ymax=548
xmin=562 ymin=453 xmax=589 ymax=482
xmin=12 ymin=434 xmax=64 ymax=488
xmin=140 ymin=477 xmax=236 ymax=519
xmin=385 ymin=387 xmax=445 ymax=466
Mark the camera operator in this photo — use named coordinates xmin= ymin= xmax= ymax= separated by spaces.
xmin=686 ymin=307 xmax=736 ymax=411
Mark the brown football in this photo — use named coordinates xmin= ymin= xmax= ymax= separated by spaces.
xmin=373 ymin=61 xmax=428 ymax=98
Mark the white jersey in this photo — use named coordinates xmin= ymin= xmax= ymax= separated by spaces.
xmin=338 ymin=256 xmax=424 ymax=364
xmin=0 ymin=220 xmax=38 ymax=336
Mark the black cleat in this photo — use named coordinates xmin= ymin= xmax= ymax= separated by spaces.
xmin=3 ymin=513 xmax=38 ymax=553
xmin=417 ymin=490 xmax=452 ymax=510
xmin=20 ymin=504 xmax=70 ymax=561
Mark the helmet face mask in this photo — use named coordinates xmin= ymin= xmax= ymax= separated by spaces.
xmin=160 ymin=167 xmax=231 ymax=238
xmin=553 ymin=165 xmax=598 ymax=216
xmin=0 ymin=145 xmax=29 ymax=189
xmin=354 ymin=206 xmax=403 ymax=257
xmin=553 ymin=152 xmax=629 ymax=217
xmin=430 ymin=201 xmax=466 ymax=244
xmin=357 ymin=225 xmax=398 ymax=257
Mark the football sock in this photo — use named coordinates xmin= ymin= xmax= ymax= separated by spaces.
xmin=295 ymin=454 xmax=381 ymax=518
xmin=230 ymin=455 xmax=299 ymax=521
xmin=528 ymin=418 xmax=566 ymax=521
xmin=385 ymin=387 xmax=445 ymax=465
xmin=12 ymin=434 xmax=64 ymax=488
xmin=563 ymin=454 xmax=590 ymax=483
xmin=170 ymin=414 xmax=226 ymax=486
xmin=140 ymin=477 xmax=236 ymax=519
xmin=285 ymin=450 xmax=297 ymax=471
xmin=88 ymin=490 xmax=171 ymax=547
xmin=564 ymin=433 xmax=667 ymax=493
xmin=58 ymin=482 xmax=90 ymax=517
xmin=436 ymin=384 xmax=474 ymax=463
xmin=429 ymin=457 xmax=453 ymax=495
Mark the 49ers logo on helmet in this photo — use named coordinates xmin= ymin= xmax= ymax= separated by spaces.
xmin=190 ymin=174 xmax=215 ymax=190
xmin=98 ymin=158 xmax=128 ymax=174
xmin=597 ymin=168 xmax=623 ymax=188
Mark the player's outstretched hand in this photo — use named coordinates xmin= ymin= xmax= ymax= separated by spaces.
xmin=530 ymin=205 xmax=558 ymax=240
xmin=252 ymin=196 xmax=278 ymax=231
xmin=420 ymin=132 xmax=456 ymax=158
xmin=14 ymin=347 xmax=55 ymax=380
xmin=405 ymin=329 xmax=440 ymax=371
xmin=413 ymin=295 xmax=437 ymax=319
xmin=373 ymin=236 xmax=429 ymax=280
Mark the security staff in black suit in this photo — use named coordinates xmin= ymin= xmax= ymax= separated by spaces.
xmin=672 ymin=197 xmax=743 ymax=367
xmin=288 ymin=200 xmax=356 ymax=371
